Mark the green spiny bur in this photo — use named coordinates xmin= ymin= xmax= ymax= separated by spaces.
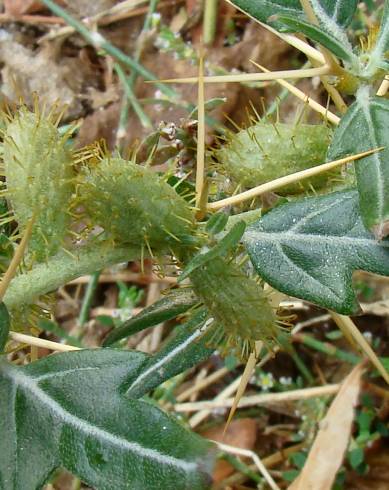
xmin=79 ymin=157 xmax=196 ymax=250
xmin=216 ymin=122 xmax=333 ymax=194
xmin=190 ymin=256 xmax=278 ymax=358
xmin=3 ymin=109 xmax=74 ymax=261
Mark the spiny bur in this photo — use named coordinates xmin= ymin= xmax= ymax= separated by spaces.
xmin=190 ymin=255 xmax=281 ymax=359
xmin=2 ymin=107 xmax=74 ymax=262
xmin=215 ymin=122 xmax=334 ymax=194
xmin=79 ymin=156 xmax=197 ymax=252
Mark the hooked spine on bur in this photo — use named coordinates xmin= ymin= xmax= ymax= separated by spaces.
xmin=214 ymin=121 xmax=335 ymax=195
xmin=2 ymin=107 xmax=75 ymax=262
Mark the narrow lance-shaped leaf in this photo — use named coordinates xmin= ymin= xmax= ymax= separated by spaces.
xmin=364 ymin=0 xmax=389 ymax=77
xmin=228 ymin=0 xmax=303 ymax=31
xmin=276 ymin=15 xmax=356 ymax=64
xmin=243 ymin=190 xmax=389 ymax=314
xmin=0 ymin=303 xmax=10 ymax=352
xmin=311 ymin=0 xmax=358 ymax=29
xmin=0 ymin=350 xmax=215 ymax=489
xmin=327 ymin=89 xmax=389 ymax=239
xmin=102 ymin=288 xmax=198 ymax=346
xmin=178 ymin=221 xmax=246 ymax=282
xmin=126 ymin=310 xmax=213 ymax=398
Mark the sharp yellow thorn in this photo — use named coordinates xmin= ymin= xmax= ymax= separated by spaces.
xmin=152 ymin=65 xmax=331 ymax=84
xmin=0 ymin=215 xmax=35 ymax=301
xmin=250 ymin=61 xmax=340 ymax=125
xmin=224 ymin=342 xmax=262 ymax=433
xmin=207 ymin=147 xmax=384 ymax=211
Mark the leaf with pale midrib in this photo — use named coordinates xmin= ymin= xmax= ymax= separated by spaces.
xmin=0 ymin=350 xmax=214 ymax=490
xmin=243 ymin=190 xmax=389 ymax=314
xmin=327 ymin=90 xmax=389 ymax=239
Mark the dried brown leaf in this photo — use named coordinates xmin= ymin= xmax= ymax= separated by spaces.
xmin=289 ymin=363 xmax=365 ymax=490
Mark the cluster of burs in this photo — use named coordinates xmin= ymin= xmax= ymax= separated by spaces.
xmin=1 ymin=106 xmax=336 ymax=357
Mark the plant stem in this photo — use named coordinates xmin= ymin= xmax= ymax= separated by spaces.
xmin=207 ymin=147 xmax=382 ymax=210
xmin=78 ymin=271 xmax=101 ymax=327
xmin=294 ymin=333 xmax=360 ymax=364
xmin=114 ymin=63 xmax=152 ymax=128
xmin=40 ymin=0 xmax=175 ymax=99
xmin=4 ymin=244 xmax=143 ymax=311
xmin=203 ymin=0 xmax=218 ymax=45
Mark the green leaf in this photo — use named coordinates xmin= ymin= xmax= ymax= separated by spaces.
xmin=243 ymin=190 xmax=389 ymax=314
xmin=179 ymin=221 xmax=246 ymax=282
xmin=102 ymin=289 xmax=198 ymax=346
xmin=126 ymin=310 xmax=213 ymax=398
xmin=327 ymin=89 xmax=389 ymax=239
xmin=205 ymin=212 xmax=229 ymax=235
xmin=276 ymin=15 xmax=356 ymax=63
xmin=364 ymin=1 xmax=389 ymax=77
xmin=314 ymin=0 xmax=358 ymax=27
xmin=0 ymin=302 xmax=10 ymax=352
xmin=228 ymin=0 xmax=303 ymax=31
xmin=0 ymin=350 xmax=214 ymax=489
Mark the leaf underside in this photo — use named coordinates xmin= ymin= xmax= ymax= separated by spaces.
xmin=0 ymin=350 xmax=214 ymax=490
xmin=243 ymin=190 xmax=389 ymax=314
xmin=327 ymin=91 xmax=389 ymax=239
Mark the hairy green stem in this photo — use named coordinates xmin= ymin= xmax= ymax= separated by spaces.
xmin=4 ymin=244 xmax=142 ymax=310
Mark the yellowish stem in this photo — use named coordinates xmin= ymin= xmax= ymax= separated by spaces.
xmin=155 ymin=65 xmax=331 ymax=84
xmin=207 ymin=147 xmax=382 ymax=211
xmin=213 ymin=441 xmax=281 ymax=490
xmin=9 ymin=331 xmax=81 ymax=352
xmin=0 ymin=217 xmax=35 ymax=301
xmin=195 ymin=51 xmax=206 ymax=210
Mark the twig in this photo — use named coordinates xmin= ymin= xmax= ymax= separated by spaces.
xmin=175 ymin=383 xmax=340 ymax=412
xmin=213 ymin=441 xmax=281 ymax=490
xmin=9 ymin=331 xmax=81 ymax=352
xmin=176 ymin=366 xmax=230 ymax=401
xmin=207 ymin=147 xmax=382 ymax=210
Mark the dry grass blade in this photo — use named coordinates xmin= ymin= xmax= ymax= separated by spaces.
xmin=331 ymin=313 xmax=389 ymax=385
xmin=224 ymin=342 xmax=261 ymax=432
xmin=214 ymin=441 xmax=281 ymax=490
xmin=195 ymin=48 xmax=205 ymax=211
xmin=288 ymin=363 xmax=365 ymax=490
